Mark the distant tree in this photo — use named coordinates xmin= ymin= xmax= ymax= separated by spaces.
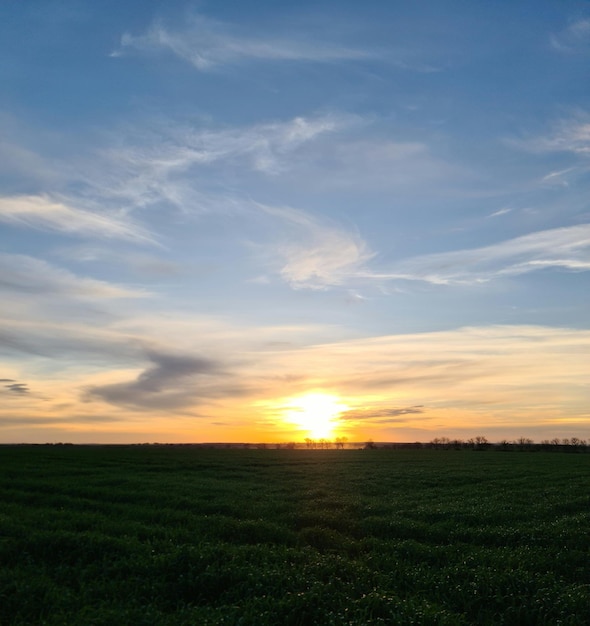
xmin=570 ymin=437 xmax=585 ymax=452
xmin=516 ymin=437 xmax=534 ymax=451
xmin=284 ymin=442 xmax=296 ymax=449
xmin=334 ymin=436 xmax=348 ymax=449
xmin=364 ymin=439 xmax=377 ymax=450
xmin=469 ymin=436 xmax=489 ymax=451
xmin=304 ymin=438 xmax=315 ymax=449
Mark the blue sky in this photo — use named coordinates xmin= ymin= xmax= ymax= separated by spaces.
xmin=1 ymin=0 xmax=589 ymax=443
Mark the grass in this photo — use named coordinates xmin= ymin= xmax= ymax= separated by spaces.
xmin=0 ymin=445 xmax=589 ymax=624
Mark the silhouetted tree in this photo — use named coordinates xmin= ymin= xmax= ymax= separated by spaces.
xmin=469 ymin=436 xmax=489 ymax=451
xmin=516 ymin=437 xmax=534 ymax=451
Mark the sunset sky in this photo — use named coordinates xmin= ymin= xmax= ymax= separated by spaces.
xmin=1 ymin=0 xmax=589 ymax=444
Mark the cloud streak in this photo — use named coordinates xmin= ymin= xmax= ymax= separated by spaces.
xmin=342 ymin=405 xmax=425 ymax=423
xmin=115 ymin=14 xmax=371 ymax=70
xmin=0 ymin=253 xmax=148 ymax=299
xmin=0 ymin=379 xmax=30 ymax=395
xmin=511 ymin=114 xmax=590 ymax=156
xmin=365 ymin=223 xmax=590 ymax=286
xmin=0 ymin=195 xmax=157 ymax=244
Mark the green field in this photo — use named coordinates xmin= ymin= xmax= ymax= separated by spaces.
xmin=1 ymin=446 xmax=589 ymax=625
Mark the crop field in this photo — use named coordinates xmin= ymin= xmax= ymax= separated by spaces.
xmin=0 ymin=446 xmax=589 ymax=625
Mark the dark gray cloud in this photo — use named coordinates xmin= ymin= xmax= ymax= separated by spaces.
xmin=5 ymin=383 xmax=30 ymax=394
xmin=86 ymin=349 xmax=221 ymax=410
xmin=1 ymin=379 xmax=30 ymax=394
xmin=342 ymin=405 xmax=425 ymax=423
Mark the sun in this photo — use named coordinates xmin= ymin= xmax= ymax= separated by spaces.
xmin=284 ymin=392 xmax=348 ymax=439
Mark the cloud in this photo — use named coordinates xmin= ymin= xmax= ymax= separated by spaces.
xmin=56 ymin=245 xmax=182 ymax=277
xmin=258 ymin=214 xmax=590 ymax=290
xmin=0 ymin=195 xmax=157 ymax=244
xmin=551 ymin=19 xmax=590 ymax=53
xmin=0 ymin=317 xmax=142 ymax=360
xmin=365 ymin=223 xmax=590 ymax=286
xmin=0 ymin=414 xmax=121 ymax=427
xmin=3 ymin=382 xmax=30 ymax=394
xmin=107 ymin=113 xmax=352 ymax=185
xmin=0 ymin=253 xmax=149 ymax=299
xmin=342 ymin=405 xmax=425 ymax=423
xmin=0 ymin=379 xmax=30 ymax=395
xmin=257 ymin=203 xmax=375 ymax=289
xmin=487 ymin=208 xmax=512 ymax=218
xmin=251 ymin=324 xmax=590 ymax=440
xmin=511 ymin=114 xmax=590 ymax=156
xmin=115 ymin=14 xmax=371 ymax=70
xmin=86 ymin=349 xmax=221 ymax=410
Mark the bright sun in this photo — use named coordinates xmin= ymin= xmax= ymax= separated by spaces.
xmin=285 ymin=392 xmax=348 ymax=439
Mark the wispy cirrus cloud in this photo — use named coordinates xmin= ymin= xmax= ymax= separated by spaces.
xmin=114 ymin=14 xmax=371 ymax=70
xmin=0 ymin=253 xmax=149 ymax=299
xmin=106 ymin=113 xmax=353 ymax=186
xmin=366 ymin=223 xmax=590 ymax=286
xmin=0 ymin=195 xmax=157 ymax=244
xmin=261 ymin=217 xmax=590 ymax=290
xmin=510 ymin=113 xmax=590 ymax=156
xmin=551 ymin=18 xmax=590 ymax=53
xmin=256 ymin=203 xmax=374 ymax=290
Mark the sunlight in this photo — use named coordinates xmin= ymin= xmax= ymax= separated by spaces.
xmin=284 ymin=392 xmax=348 ymax=440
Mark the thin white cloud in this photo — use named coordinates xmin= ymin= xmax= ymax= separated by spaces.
xmin=115 ymin=14 xmax=371 ymax=70
xmin=511 ymin=114 xmax=590 ymax=155
xmin=258 ymin=208 xmax=590 ymax=291
xmin=0 ymin=253 xmax=148 ymax=299
xmin=257 ymin=203 xmax=375 ymax=290
xmin=367 ymin=223 xmax=590 ymax=285
xmin=551 ymin=18 xmax=590 ymax=53
xmin=0 ymin=195 xmax=157 ymax=244
xmin=487 ymin=208 xmax=512 ymax=218
xmin=107 ymin=113 xmax=352 ymax=183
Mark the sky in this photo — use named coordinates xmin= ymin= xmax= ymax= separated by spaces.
xmin=1 ymin=0 xmax=589 ymax=444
